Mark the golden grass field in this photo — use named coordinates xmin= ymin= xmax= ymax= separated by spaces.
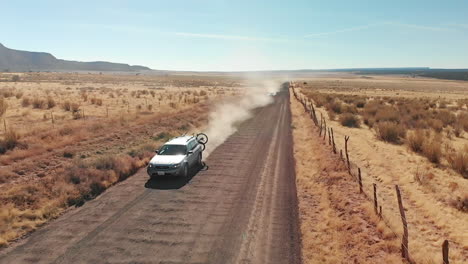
xmin=292 ymin=75 xmax=467 ymax=263
xmin=0 ymin=72 xmax=243 ymax=246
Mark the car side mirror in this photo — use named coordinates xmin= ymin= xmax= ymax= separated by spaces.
xmin=155 ymin=150 xmax=159 ymax=154
xmin=187 ymin=150 xmax=193 ymax=155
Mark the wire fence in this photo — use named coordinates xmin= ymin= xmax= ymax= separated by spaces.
xmin=290 ymin=84 xmax=452 ymax=264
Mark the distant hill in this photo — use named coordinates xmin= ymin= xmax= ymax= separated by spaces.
xmin=0 ymin=43 xmax=151 ymax=72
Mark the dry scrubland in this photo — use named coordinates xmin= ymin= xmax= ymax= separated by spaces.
xmin=295 ymin=76 xmax=467 ymax=263
xmin=290 ymin=92 xmax=401 ymax=263
xmin=0 ymin=72 xmax=242 ymax=246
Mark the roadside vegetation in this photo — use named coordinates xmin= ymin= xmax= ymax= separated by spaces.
xmin=293 ymin=77 xmax=468 ymax=263
xmin=0 ymin=72 xmax=242 ymax=246
xmin=302 ymin=87 xmax=468 ymax=178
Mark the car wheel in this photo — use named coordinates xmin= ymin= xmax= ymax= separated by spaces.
xmin=181 ymin=164 xmax=189 ymax=178
xmin=197 ymin=153 xmax=202 ymax=166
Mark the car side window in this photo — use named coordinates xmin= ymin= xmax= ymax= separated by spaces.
xmin=187 ymin=140 xmax=193 ymax=151
xmin=189 ymin=140 xmax=197 ymax=150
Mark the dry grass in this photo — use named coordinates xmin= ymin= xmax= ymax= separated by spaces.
xmin=407 ymin=129 xmax=425 ymax=153
xmin=32 ymin=98 xmax=45 ymax=109
xmin=376 ymin=121 xmax=406 ymax=144
xmin=294 ymin=76 xmax=468 ymax=262
xmin=290 ymin=91 xmax=401 ymax=263
xmin=0 ymin=129 xmax=20 ymax=154
xmin=339 ymin=113 xmax=361 ymax=128
xmin=421 ymin=133 xmax=442 ymax=164
xmin=0 ymin=97 xmax=7 ymax=117
xmin=0 ymin=72 xmax=242 ymax=246
xmin=446 ymin=145 xmax=468 ymax=178
xmin=300 ymin=77 xmax=468 ymax=178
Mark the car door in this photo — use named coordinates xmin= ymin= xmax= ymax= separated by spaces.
xmin=187 ymin=140 xmax=196 ymax=166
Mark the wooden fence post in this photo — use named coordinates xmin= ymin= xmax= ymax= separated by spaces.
xmin=442 ymin=240 xmax=449 ymax=264
xmin=358 ymin=168 xmax=363 ymax=193
xmin=328 ymin=128 xmax=332 ymax=146
xmin=310 ymin=103 xmax=318 ymax=125
xmin=331 ymin=128 xmax=336 ymax=154
xmin=373 ymin=184 xmax=378 ymax=215
xmin=319 ymin=113 xmax=323 ymax=136
xmin=323 ymin=121 xmax=327 ymax=141
xmin=340 ymin=149 xmax=343 ymax=161
xmin=345 ymin=136 xmax=350 ymax=173
xmin=395 ymin=185 xmax=409 ymax=260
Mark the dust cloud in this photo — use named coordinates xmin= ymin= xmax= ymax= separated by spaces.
xmin=203 ymin=78 xmax=282 ymax=157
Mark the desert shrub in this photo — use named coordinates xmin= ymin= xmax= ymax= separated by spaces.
xmin=439 ymin=101 xmax=447 ymax=108
xmin=375 ymin=106 xmax=400 ymax=123
xmin=15 ymin=92 xmax=23 ymax=99
xmin=11 ymin=75 xmax=20 ymax=82
xmin=21 ymin=97 xmax=31 ymax=107
xmin=376 ymin=121 xmax=406 ymax=144
xmin=436 ymin=110 xmax=456 ymax=127
xmin=153 ymin=131 xmax=173 ymax=142
xmin=458 ymin=112 xmax=468 ymax=132
xmin=199 ymin=90 xmax=207 ymax=96
xmin=62 ymin=101 xmax=71 ymax=111
xmin=72 ymin=111 xmax=82 ymax=120
xmin=0 ymin=129 xmax=20 ymax=154
xmin=71 ymin=103 xmax=80 ymax=112
xmin=90 ymin=98 xmax=103 ymax=106
xmin=450 ymin=195 xmax=468 ymax=212
xmin=0 ymin=168 xmax=16 ymax=183
xmin=47 ymin=97 xmax=56 ymax=109
xmin=428 ymin=119 xmax=444 ymax=133
xmin=363 ymin=100 xmax=381 ymax=117
xmin=32 ymin=98 xmax=45 ymax=109
xmin=355 ymin=100 xmax=366 ymax=108
xmin=453 ymin=125 xmax=463 ymax=138
xmin=63 ymin=151 xmax=74 ymax=158
xmin=339 ymin=113 xmax=361 ymax=128
xmin=446 ymin=145 xmax=468 ymax=178
xmin=1 ymin=90 xmax=14 ymax=98
xmin=0 ymin=97 xmax=7 ymax=117
xmin=58 ymin=126 xmax=74 ymax=136
xmin=363 ymin=116 xmax=375 ymax=128
xmin=342 ymin=104 xmax=358 ymax=114
xmin=93 ymin=155 xmax=117 ymax=170
xmin=91 ymin=155 xmax=140 ymax=181
xmin=147 ymin=104 xmax=153 ymax=111
xmin=327 ymin=101 xmax=343 ymax=114
xmin=407 ymin=129 xmax=425 ymax=153
xmin=414 ymin=168 xmax=434 ymax=186
xmin=421 ymin=135 xmax=442 ymax=164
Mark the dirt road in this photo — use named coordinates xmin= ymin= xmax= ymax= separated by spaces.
xmin=0 ymin=89 xmax=302 ymax=264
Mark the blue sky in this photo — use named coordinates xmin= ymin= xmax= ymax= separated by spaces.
xmin=1 ymin=0 xmax=468 ymax=71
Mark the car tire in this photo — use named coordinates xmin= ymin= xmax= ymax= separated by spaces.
xmin=197 ymin=153 xmax=203 ymax=167
xmin=181 ymin=163 xmax=189 ymax=178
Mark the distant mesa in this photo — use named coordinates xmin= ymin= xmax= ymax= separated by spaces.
xmin=0 ymin=43 xmax=151 ymax=72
